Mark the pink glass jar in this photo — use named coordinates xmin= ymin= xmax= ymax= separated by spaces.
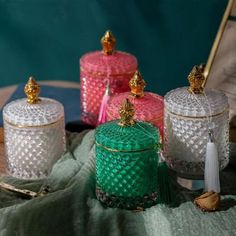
xmin=106 ymin=70 xmax=164 ymax=137
xmin=80 ymin=30 xmax=137 ymax=126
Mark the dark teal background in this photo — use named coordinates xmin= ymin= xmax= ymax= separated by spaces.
xmin=0 ymin=0 xmax=228 ymax=95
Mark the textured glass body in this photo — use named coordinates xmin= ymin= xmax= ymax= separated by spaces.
xmin=3 ymin=98 xmax=65 ymax=179
xmin=80 ymin=51 xmax=137 ymax=126
xmin=164 ymin=87 xmax=229 ymax=178
xmin=106 ymin=92 xmax=164 ymax=137
xmin=95 ymin=120 xmax=160 ymax=209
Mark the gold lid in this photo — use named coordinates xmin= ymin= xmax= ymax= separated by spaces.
xmin=118 ymin=98 xmax=136 ymax=127
xmin=24 ymin=76 xmax=40 ymax=104
xmin=187 ymin=64 xmax=205 ymax=94
xmin=129 ymin=70 xmax=146 ymax=98
xmin=101 ymin=30 xmax=116 ymax=55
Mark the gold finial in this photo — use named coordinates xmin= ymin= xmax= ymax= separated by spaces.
xmin=118 ymin=99 xmax=136 ymax=127
xmin=24 ymin=76 xmax=40 ymax=104
xmin=187 ymin=64 xmax=205 ymax=94
xmin=129 ymin=70 xmax=146 ymax=98
xmin=101 ymin=30 xmax=116 ymax=55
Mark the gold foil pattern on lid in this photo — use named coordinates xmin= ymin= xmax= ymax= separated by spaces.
xmin=187 ymin=65 xmax=205 ymax=94
xmin=118 ymin=98 xmax=136 ymax=127
xmin=24 ymin=76 xmax=40 ymax=104
xmin=129 ymin=70 xmax=146 ymax=98
xmin=101 ymin=30 xmax=116 ymax=55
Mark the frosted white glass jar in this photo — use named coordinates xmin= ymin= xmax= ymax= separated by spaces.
xmin=3 ymin=77 xmax=65 ymax=179
xmin=164 ymin=66 xmax=229 ymax=179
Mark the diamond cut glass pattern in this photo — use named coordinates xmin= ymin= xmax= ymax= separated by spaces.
xmin=164 ymin=87 xmax=229 ymax=178
xmin=80 ymin=51 xmax=137 ymax=126
xmin=95 ymin=120 xmax=160 ymax=209
xmin=3 ymin=98 xmax=65 ymax=179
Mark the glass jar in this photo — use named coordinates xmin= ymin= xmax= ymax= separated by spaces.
xmin=80 ymin=30 xmax=137 ymax=126
xmin=106 ymin=70 xmax=164 ymax=137
xmin=95 ymin=99 xmax=160 ymax=210
xmin=164 ymin=65 xmax=229 ymax=180
xmin=3 ymin=77 xmax=66 ymax=179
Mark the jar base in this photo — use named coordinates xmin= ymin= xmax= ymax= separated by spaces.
xmin=96 ymin=186 xmax=158 ymax=210
xmin=177 ymin=176 xmax=204 ymax=190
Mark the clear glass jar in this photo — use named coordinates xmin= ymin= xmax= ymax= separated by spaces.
xmin=164 ymin=66 xmax=229 ymax=179
xmin=3 ymin=77 xmax=66 ymax=179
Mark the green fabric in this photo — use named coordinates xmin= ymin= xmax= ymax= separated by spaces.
xmin=0 ymin=1 xmax=228 ymax=96
xmin=0 ymin=130 xmax=236 ymax=235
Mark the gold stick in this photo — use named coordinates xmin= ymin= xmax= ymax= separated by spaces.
xmin=0 ymin=181 xmax=37 ymax=198
xmin=203 ymin=0 xmax=235 ymax=85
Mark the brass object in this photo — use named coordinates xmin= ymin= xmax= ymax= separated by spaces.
xmin=194 ymin=191 xmax=220 ymax=212
xmin=0 ymin=181 xmax=37 ymax=198
xmin=129 ymin=70 xmax=146 ymax=98
xmin=101 ymin=30 xmax=116 ymax=55
xmin=118 ymin=99 xmax=136 ymax=126
xmin=0 ymin=182 xmax=50 ymax=199
xmin=187 ymin=65 xmax=205 ymax=94
xmin=203 ymin=0 xmax=234 ymax=84
xmin=24 ymin=77 xmax=40 ymax=104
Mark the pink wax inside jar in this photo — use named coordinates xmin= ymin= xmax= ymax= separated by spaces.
xmin=106 ymin=92 xmax=164 ymax=138
xmin=80 ymin=51 xmax=137 ymax=126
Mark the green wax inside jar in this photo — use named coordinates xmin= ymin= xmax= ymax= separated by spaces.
xmin=96 ymin=145 xmax=159 ymax=197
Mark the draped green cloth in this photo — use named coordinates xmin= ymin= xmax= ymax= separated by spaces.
xmin=0 ymin=130 xmax=236 ymax=236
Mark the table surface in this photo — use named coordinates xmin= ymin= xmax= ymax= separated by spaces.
xmin=0 ymin=81 xmax=80 ymax=176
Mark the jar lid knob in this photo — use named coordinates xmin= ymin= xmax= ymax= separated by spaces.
xmin=187 ymin=64 xmax=205 ymax=94
xmin=118 ymin=98 xmax=136 ymax=127
xmin=129 ymin=70 xmax=146 ymax=98
xmin=101 ymin=30 xmax=116 ymax=55
xmin=24 ymin=76 xmax=40 ymax=104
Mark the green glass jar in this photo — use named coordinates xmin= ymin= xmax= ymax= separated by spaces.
xmin=95 ymin=99 xmax=161 ymax=210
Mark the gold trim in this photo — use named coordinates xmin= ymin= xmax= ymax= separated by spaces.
xmin=101 ymin=30 xmax=116 ymax=55
xmin=80 ymin=67 xmax=136 ymax=77
xmin=118 ymin=99 xmax=136 ymax=127
xmin=129 ymin=70 xmax=146 ymax=98
xmin=187 ymin=65 xmax=205 ymax=94
xmin=4 ymin=116 xmax=64 ymax=129
xmin=95 ymin=141 xmax=158 ymax=153
xmin=24 ymin=77 xmax=41 ymax=104
xmin=203 ymin=0 xmax=235 ymax=85
xmin=165 ymin=107 xmax=228 ymax=120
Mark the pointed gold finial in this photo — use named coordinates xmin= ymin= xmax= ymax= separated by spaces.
xmin=101 ymin=30 xmax=116 ymax=55
xmin=129 ymin=70 xmax=146 ymax=98
xmin=118 ymin=99 xmax=136 ymax=127
xmin=188 ymin=64 xmax=205 ymax=94
xmin=24 ymin=76 xmax=40 ymax=104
